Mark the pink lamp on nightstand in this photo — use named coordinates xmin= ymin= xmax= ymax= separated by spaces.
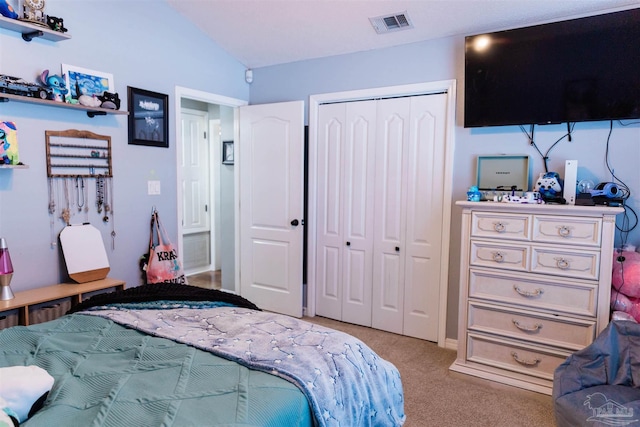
xmin=0 ymin=238 xmax=14 ymax=300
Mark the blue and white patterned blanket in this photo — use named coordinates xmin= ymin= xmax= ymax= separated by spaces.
xmin=82 ymin=306 xmax=406 ymax=427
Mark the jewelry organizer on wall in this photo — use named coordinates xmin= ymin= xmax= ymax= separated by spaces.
xmin=45 ymin=129 xmax=116 ymax=250
xmin=45 ymin=129 xmax=112 ymax=178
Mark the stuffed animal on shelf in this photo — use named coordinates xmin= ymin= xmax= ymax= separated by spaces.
xmin=610 ymin=249 xmax=640 ymax=322
xmin=39 ymin=70 xmax=68 ymax=102
xmin=78 ymin=94 xmax=102 ymax=108
xmin=46 ymin=15 xmax=68 ymax=33
xmin=98 ymin=91 xmax=121 ymax=110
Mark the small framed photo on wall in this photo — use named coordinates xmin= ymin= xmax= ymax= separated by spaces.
xmin=127 ymin=86 xmax=169 ymax=148
xmin=222 ymin=140 xmax=234 ymax=165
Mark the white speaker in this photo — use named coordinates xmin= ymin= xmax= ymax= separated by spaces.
xmin=564 ymin=160 xmax=578 ymax=205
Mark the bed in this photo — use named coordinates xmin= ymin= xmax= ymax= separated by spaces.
xmin=0 ymin=283 xmax=405 ymax=426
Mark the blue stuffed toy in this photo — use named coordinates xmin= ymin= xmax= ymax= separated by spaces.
xmin=0 ymin=0 xmax=18 ymax=19
xmin=39 ymin=70 xmax=68 ymax=102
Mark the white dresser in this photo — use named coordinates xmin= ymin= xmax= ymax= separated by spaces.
xmin=449 ymin=201 xmax=624 ymax=394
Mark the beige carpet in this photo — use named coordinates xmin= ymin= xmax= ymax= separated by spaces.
xmin=305 ymin=316 xmax=555 ymax=427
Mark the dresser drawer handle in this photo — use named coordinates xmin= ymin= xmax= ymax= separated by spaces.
xmin=513 ymin=285 xmax=544 ymax=298
xmin=511 ymin=351 xmax=541 ymax=366
xmin=492 ymin=252 xmax=504 ymax=263
xmin=493 ymin=222 xmax=506 ymax=233
xmin=512 ymin=319 xmax=543 ymax=333
xmin=555 ymin=257 xmax=570 ymax=270
xmin=558 ymin=226 xmax=572 ymax=237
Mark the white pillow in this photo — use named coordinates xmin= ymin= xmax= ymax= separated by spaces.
xmin=0 ymin=366 xmax=54 ymax=423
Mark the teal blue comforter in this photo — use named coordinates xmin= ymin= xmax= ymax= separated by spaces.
xmin=84 ymin=306 xmax=406 ymax=427
xmin=0 ymin=314 xmax=312 ymax=426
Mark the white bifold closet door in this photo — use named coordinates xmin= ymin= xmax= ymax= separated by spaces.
xmin=315 ymin=100 xmax=377 ymax=326
xmin=315 ymin=93 xmax=447 ymax=341
xmin=371 ymin=95 xmax=447 ymax=340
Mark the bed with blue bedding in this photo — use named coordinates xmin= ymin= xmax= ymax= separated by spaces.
xmin=0 ymin=283 xmax=405 ymax=426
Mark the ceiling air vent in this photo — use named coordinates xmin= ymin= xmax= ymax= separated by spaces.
xmin=369 ymin=12 xmax=413 ymax=34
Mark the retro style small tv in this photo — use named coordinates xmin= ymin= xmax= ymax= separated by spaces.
xmin=464 ymin=8 xmax=640 ymax=128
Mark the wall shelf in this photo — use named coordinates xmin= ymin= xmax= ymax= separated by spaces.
xmin=0 ymin=93 xmax=128 ymax=118
xmin=0 ymin=278 xmax=125 ymax=327
xmin=0 ymin=164 xmax=28 ymax=169
xmin=0 ymin=15 xmax=71 ymax=42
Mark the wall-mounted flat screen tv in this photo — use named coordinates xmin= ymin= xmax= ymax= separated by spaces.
xmin=464 ymin=8 xmax=640 ymax=128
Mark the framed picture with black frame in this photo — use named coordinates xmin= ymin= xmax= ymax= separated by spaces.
xmin=127 ymin=86 xmax=169 ymax=148
xmin=222 ymin=140 xmax=234 ymax=165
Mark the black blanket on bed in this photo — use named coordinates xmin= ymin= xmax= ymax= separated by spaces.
xmin=67 ymin=283 xmax=260 ymax=314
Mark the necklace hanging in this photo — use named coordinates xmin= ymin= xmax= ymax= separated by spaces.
xmin=76 ymin=176 xmax=85 ymax=212
xmin=48 ymin=178 xmax=57 ymax=248
xmin=68 ymin=177 xmax=76 ymax=215
xmin=61 ymin=177 xmax=71 ymax=225
xmin=103 ymin=175 xmax=110 ymax=223
xmin=107 ymin=177 xmax=116 ymax=249
xmin=83 ymin=177 xmax=89 ymax=222
xmin=96 ymin=175 xmax=104 ymax=214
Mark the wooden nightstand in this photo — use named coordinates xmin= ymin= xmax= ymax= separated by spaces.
xmin=0 ymin=277 xmax=125 ymax=328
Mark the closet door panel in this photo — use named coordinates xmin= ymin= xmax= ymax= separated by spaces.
xmin=372 ymin=253 xmax=403 ymax=334
xmin=342 ymin=248 xmax=369 ymax=324
xmin=341 ymin=101 xmax=376 ymax=326
xmin=403 ymin=93 xmax=448 ymax=341
xmin=372 ymin=98 xmax=410 ymax=334
xmin=315 ymin=104 xmax=345 ymax=319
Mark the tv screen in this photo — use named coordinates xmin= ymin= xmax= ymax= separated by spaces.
xmin=464 ymin=8 xmax=640 ymax=128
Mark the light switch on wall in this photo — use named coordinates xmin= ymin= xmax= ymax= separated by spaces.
xmin=147 ymin=180 xmax=161 ymax=195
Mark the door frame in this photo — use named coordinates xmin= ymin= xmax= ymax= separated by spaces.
xmin=174 ymin=86 xmax=248 ymax=291
xmin=307 ymin=80 xmax=456 ymax=347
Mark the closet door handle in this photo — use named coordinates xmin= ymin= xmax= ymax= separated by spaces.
xmin=290 ymin=219 xmax=299 ymax=226
xmin=346 ymin=241 xmax=351 ymax=246
xmin=395 ymin=246 xmax=400 ymax=252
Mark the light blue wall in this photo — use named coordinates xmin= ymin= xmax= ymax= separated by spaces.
xmin=249 ymin=35 xmax=640 ymax=338
xmin=1 ymin=0 xmax=249 ymax=292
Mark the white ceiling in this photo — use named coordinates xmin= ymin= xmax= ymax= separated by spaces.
xmin=166 ymin=0 xmax=640 ymax=69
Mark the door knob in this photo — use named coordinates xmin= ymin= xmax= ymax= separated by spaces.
xmin=346 ymin=241 xmax=351 ymax=246
xmin=395 ymin=246 xmax=400 ymax=252
xmin=290 ymin=219 xmax=299 ymax=226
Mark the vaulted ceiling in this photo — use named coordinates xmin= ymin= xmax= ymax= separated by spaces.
xmin=166 ymin=0 xmax=640 ymax=68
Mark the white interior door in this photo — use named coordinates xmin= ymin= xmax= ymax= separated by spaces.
xmin=181 ymin=109 xmax=210 ymax=234
xmin=402 ymin=93 xmax=447 ymax=341
xmin=238 ymin=101 xmax=304 ymax=317
xmin=372 ymin=97 xmax=411 ymax=335
xmin=371 ymin=94 xmax=448 ymax=341
xmin=315 ymin=100 xmax=376 ymax=326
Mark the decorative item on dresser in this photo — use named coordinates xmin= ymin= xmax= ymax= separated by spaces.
xmin=449 ymin=201 xmax=624 ymax=395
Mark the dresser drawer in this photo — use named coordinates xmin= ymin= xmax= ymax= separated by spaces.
xmin=470 ymin=241 xmax=529 ymax=272
xmin=467 ymin=333 xmax=572 ymax=381
xmin=469 ymin=269 xmax=597 ymax=316
xmin=468 ymin=301 xmax=596 ymax=350
xmin=532 ymin=215 xmax=601 ymax=247
xmin=471 ymin=212 xmax=531 ymax=241
xmin=531 ymin=246 xmax=599 ymax=280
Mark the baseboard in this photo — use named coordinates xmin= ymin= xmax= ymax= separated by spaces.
xmin=445 ymin=338 xmax=458 ymax=351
